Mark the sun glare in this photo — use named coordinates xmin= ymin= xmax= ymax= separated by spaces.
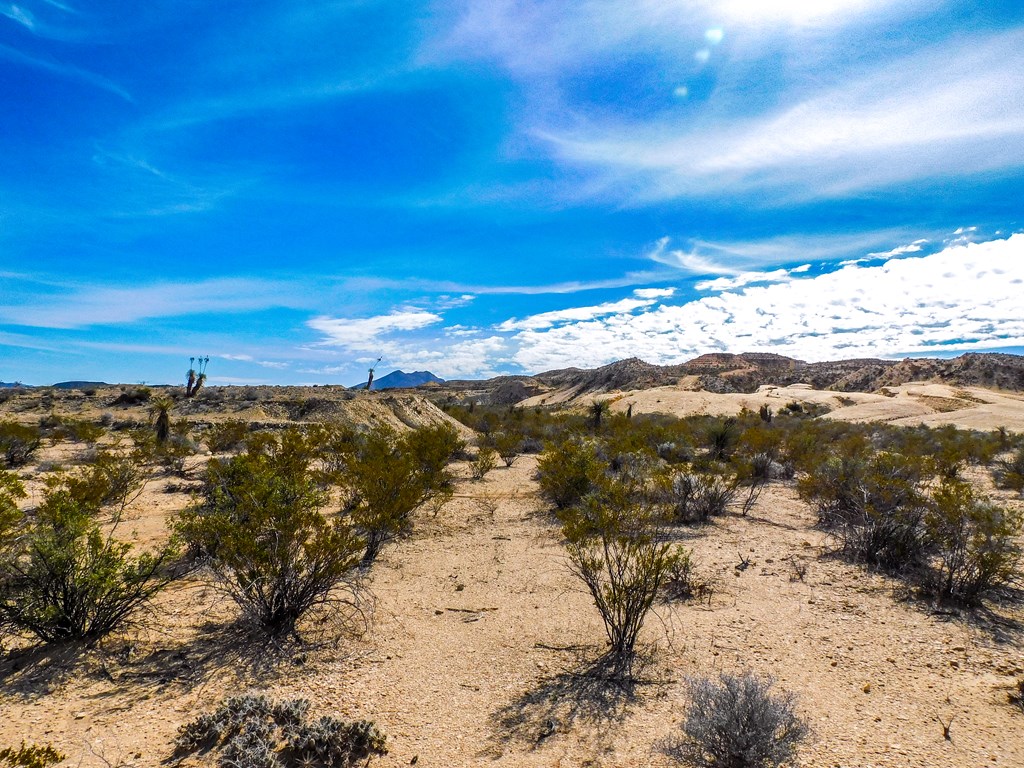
xmin=716 ymin=0 xmax=887 ymax=26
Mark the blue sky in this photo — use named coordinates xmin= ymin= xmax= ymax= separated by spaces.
xmin=2 ymin=0 xmax=1024 ymax=386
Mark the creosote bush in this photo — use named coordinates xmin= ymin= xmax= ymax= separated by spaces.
xmin=562 ymin=478 xmax=681 ymax=676
xmin=0 ymin=743 xmax=66 ymax=768
xmin=174 ymin=694 xmax=387 ymax=768
xmin=667 ymin=672 xmax=808 ymax=768
xmin=0 ymin=480 xmax=177 ymax=644
xmin=0 ymin=421 xmax=41 ymax=468
xmin=341 ymin=424 xmax=461 ymax=565
xmin=472 ymin=445 xmax=497 ymax=480
xmin=536 ymin=438 xmax=605 ymax=511
xmin=925 ymin=479 xmax=1021 ymax=602
xmin=177 ymin=428 xmax=364 ymax=639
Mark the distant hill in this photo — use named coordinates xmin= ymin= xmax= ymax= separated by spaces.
xmin=350 ymin=370 xmax=445 ymax=390
xmin=53 ymin=381 xmax=109 ymax=390
xmin=0 ymin=382 xmax=26 ymax=389
xmin=435 ymin=352 xmax=1024 ymax=405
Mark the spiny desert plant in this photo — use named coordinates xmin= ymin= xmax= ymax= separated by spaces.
xmin=151 ymin=397 xmax=173 ymax=443
xmin=0 ymin=481 xmax=177 ymax=644
xmin=657 ymin=470 xmax=738 ymax=525
xmin=173 ymin=693 xmax=387 ymax=768
xmin=177 ymin=430 xmax=364 ymax=638
xmin=0 ymin=421 xmax=41 ymax=468
xmin=702 ymin=417 xmax=739 ymax=462
xmin=666 ymin=671 xmax=808 ymax=768
xmin=0 ymin=742 xmax=66 ymax=768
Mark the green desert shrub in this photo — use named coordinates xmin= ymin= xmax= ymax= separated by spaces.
xmin=42 ymin=415 xmax=105 ymax=444
xmin=925 ymin=479 xmax=1022 ymax=602
xmin=173 ymin=694 xmax=387 ymax=768
xmin=492 ymin=430 xmax=521 ymax=467
xmin=177 ymin=430 xmax=363 ymax=638
xmin=666 ymin=671 xmax=808 ymax=768
xmin=204 ymin=419 xmax=252 ymax=454
xmin=62 ymin=447 xmax=148 ymax=515
xmin=0 ymin=470 xmax=25 ymax=550
xmin=472 ymin=445 xmax=497 ymax=480
xmin=0 ymin=421 xmax=41 ymax=468
xmin=562 ymin=478 xmax=681 ymax=675
xmin=339 ymin=424 xmax=459 ymax=565
xmin=0 ymin=481 xmax=177 ymax=644
xmin=0 ymin=743 xmax=66 ymax=768
xmin=536 ymin=438 xmax=606 ymax=511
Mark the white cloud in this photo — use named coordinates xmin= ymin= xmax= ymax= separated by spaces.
xmin=867 ymin=239 xmax=927 ymax=258
xmin=308 ymin=310 xmax=443 ymax=347
xmin=633 ymin=287 xmax=677 ymax=299
xmin=503 ymin=234 xmax=1024 ymax=372
xmin=496 ymin=297 xmax=659 ymax=332
xmin=0 ymin=277 xmax=305 ymax=329
xmin=695 ymin=268 xmax=794 ymax=291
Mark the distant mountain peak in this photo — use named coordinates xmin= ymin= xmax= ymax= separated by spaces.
xmin=351 ymin=370 xmax=445 ymax=390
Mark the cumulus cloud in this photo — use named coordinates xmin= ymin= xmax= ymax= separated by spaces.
xmin=496 ymin=287 xmax=676 ymax=332
xmin=503 ymin=234 xmax=1024 ymax=372
xmin=867 ymin=239 xmax=928 ymax=258
xmin=695 ymin=263 xmax=811 ymax=291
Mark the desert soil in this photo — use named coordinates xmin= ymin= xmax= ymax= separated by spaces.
xmin=1 ymin=393 xmax=1023 ymax=767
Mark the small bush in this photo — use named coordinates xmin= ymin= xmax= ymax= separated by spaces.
xmin=0 ymin=743 xmax=66 ymax=768
xmin=667 ymin=672 xmax=808 ymax=768
xmin=341 ymin=425 xmax=459 ymax=565
xmin=658 ymin=471 xmax=738 ymax=525
xmin=0 ymin=482 xmax=177 ymax=644
xmin=493 ymin=431 xmax=521 ymax=467
xmin=204 ymin=419 xmax=251 ymax=453
xmin=0 ymin=421 xmax=41 ymax=468
xmin=174 ymin=694 xmax=387 ymax=768
xmin=925 ymin=479 xmax=1022 ymax=602
xmin=536 ymin=438 xmax=605 ymax=511
xmin=562 ymin=479 xmax=680 ymax=675
xmin=0 ymin=471 xmax=25 ymax=550
xmin=661 ymin=548 xmax=711 ymax=602
xmin=993 ymin=445 xmax=1024 ymax=494
xmin=472 ymin=445 xmax=497 ymax=480
xmin=177 ymin=430 xmax=363 ymax=638
xmin=63 ymin=447 xmax=148 ymax=515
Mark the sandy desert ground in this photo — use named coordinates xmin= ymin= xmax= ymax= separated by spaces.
xmin=1 ymin=385 xmax=1023 ymax=768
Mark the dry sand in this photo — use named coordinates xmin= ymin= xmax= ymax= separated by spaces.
xmin=524 ymin=381 xmax=1024 ymax=433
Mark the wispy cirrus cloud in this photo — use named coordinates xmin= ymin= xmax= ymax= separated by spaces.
xmin=0 ymin=277 xmax=306 ymax=329
xmin=538 ymin=29 xmax=1024 ymax=202
xmin=0 ymin=42 xmax=130 ymax=100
